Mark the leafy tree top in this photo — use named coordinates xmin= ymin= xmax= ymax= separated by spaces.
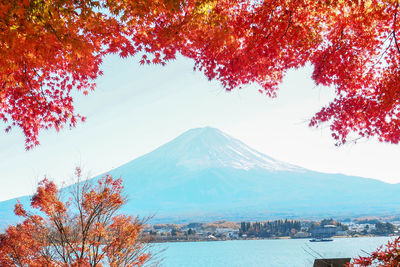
xmin=0 ymin=169 xmax=152 ymax=266
xmin=1 ymin=0 xmax=400 ymax=148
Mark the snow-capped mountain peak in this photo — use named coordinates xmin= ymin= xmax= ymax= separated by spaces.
xmin=145 ymin=127 xmax=302 ymax=172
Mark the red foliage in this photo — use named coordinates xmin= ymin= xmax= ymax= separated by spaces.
xmin=0 ymin=170 xmax=151 ymax=266
xmin=1 ymin=0 xmax=400 ymax=147
xmin=351 ymin=237 xmax=400 ymax=267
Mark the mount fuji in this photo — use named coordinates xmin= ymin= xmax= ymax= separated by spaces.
xmin=1 ymin=127 xmax=400 ymax=225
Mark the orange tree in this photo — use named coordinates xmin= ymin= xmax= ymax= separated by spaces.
xmin=1 ymin=0 xmax=400 ymax=148
xmin=0 ymin=168 xmax=152 ymax=266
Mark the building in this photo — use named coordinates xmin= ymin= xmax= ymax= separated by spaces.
xmin=311 ymin=225 xmax=338 ymax=238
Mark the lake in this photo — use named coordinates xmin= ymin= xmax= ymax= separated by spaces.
xmin=156 ymin=237 xmax=392 ymax=266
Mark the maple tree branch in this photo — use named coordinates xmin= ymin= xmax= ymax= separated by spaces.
xmin=46 ymin=10 xmax=64 ymax=44
xmin=47 ymin=23 xmax=63 ymax=43
xmin=1 ymin=81 xmax=6 ymax=91
xmin=49 ymin=234 xmax=68 ymax=263
xmin=334 ymin=29 xmax=345 ymax=51
xmin=0 ymin=73 xmax=14 ymax=98
xmin=369 ymin=35 xmax=393 ymax=70
xmin=8 ymin=240 xmax=24 ymax=267
xmin=37 ymin=242 xmax=54 ymax=266
xmin=281 ymin=10 xmax=292 ymax=39
xmin=22 ymin=65 xmax=57 ymax=119
xmin=52 ymin=215 xmax=79 ymax=262
xmin=393 ymin=1 xmax=400 ymax=56
xmin=31 ymin=69 xmax=46 ymax=96
xmin=393 ymin=30 xmax=400 ymax=56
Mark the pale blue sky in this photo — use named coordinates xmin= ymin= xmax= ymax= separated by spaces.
xmin=1 ymin=54 xmax=400 ymax=201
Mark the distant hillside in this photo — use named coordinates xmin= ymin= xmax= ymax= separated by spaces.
xmin=2 ymin=127 xmax=400 ymax=226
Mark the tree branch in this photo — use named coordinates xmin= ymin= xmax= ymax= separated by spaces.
xmin=281 ymin=10 xmax=292 ymax=39
xmin=393 ymin=1 xmax=400 ymax=56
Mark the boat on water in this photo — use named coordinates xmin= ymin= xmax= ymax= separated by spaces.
xmin=309 ymin=238 xmax=333 ymax=242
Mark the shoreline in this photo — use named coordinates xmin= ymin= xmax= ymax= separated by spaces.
xmin=149 ymin=234 xmax=393 ymax=244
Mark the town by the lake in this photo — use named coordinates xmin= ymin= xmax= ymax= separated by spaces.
xmin=143 ymin=217 xmax=400 ymax=243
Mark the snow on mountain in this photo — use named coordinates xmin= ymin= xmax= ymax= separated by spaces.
xmin=129 ymin=127 xmax=303 ymax=172
xmin=2 ymin=127 xmax=400 ymax=226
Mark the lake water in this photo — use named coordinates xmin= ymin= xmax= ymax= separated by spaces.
xmin=156 ymin=237 xmax=392 ymax=266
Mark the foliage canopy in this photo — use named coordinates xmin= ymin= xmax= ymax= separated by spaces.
xmin=1 ymin=0 xmax=400 ymax=148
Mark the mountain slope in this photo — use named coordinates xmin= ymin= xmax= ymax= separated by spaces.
xmin=108 ymin=127 xmax=400 ymax=222
xmin=1 ymin=127 xmax=400 ymax=225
